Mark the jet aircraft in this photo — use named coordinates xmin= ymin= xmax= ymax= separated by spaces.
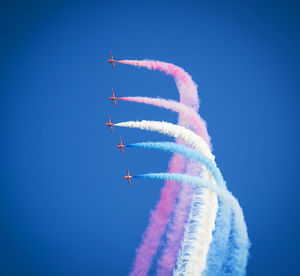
xmin=123 ymin=168 xmax=133 ymax=187
xmin=116 ymin=137 xmax=125 ymax=156
xmin=105 ymin=115 xmax=114 ymax=134
xmin=107 ymin=52 xmax=117 ymax=71
xmin=109 ymin=88 xmax=118 ymax=108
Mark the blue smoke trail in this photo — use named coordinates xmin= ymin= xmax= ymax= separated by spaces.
xmin=127 ymin=142 xmax=250 ymax=275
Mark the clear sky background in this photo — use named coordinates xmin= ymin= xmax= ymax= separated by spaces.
xmin=1 ymin=1 xmax=299 ymax=275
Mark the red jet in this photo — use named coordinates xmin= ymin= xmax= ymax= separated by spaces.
xmin=107 ymin=52 xmax=117 ymax=71
xmin=116 ymin=137 xmax=125 ymax=156
xmin=109 ymin=88 xmax=118 ymax=108
xmin=123 ymin=168 xmax=133 ymax=187
xmin=105 ymin=115 xmax=114 ymax=134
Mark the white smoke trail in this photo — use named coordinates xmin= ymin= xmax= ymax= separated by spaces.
xmin=175 ymin=172 xmax=218 ymax=276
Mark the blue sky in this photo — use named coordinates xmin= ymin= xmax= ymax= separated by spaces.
xmin=0 ymin=1 xmax=299 ymax=275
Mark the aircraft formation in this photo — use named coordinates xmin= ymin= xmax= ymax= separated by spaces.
xmin=105 ymin=52 xmax=132 ymax=186
xmin=104 ymin=53 xmax=250 ymax=276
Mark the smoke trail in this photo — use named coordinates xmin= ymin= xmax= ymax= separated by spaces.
xmin=115 ymin=120 xmax=214 ymax=160
xmin=203 ymin=203 xmax=232 ymax=276
xmin=174 ymin=182 xmax=218 ymax=276
xmin=134 ymin=173 xmax=250 ymax=276
xmin=118 ymin=96 xmax=211 ymax=148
